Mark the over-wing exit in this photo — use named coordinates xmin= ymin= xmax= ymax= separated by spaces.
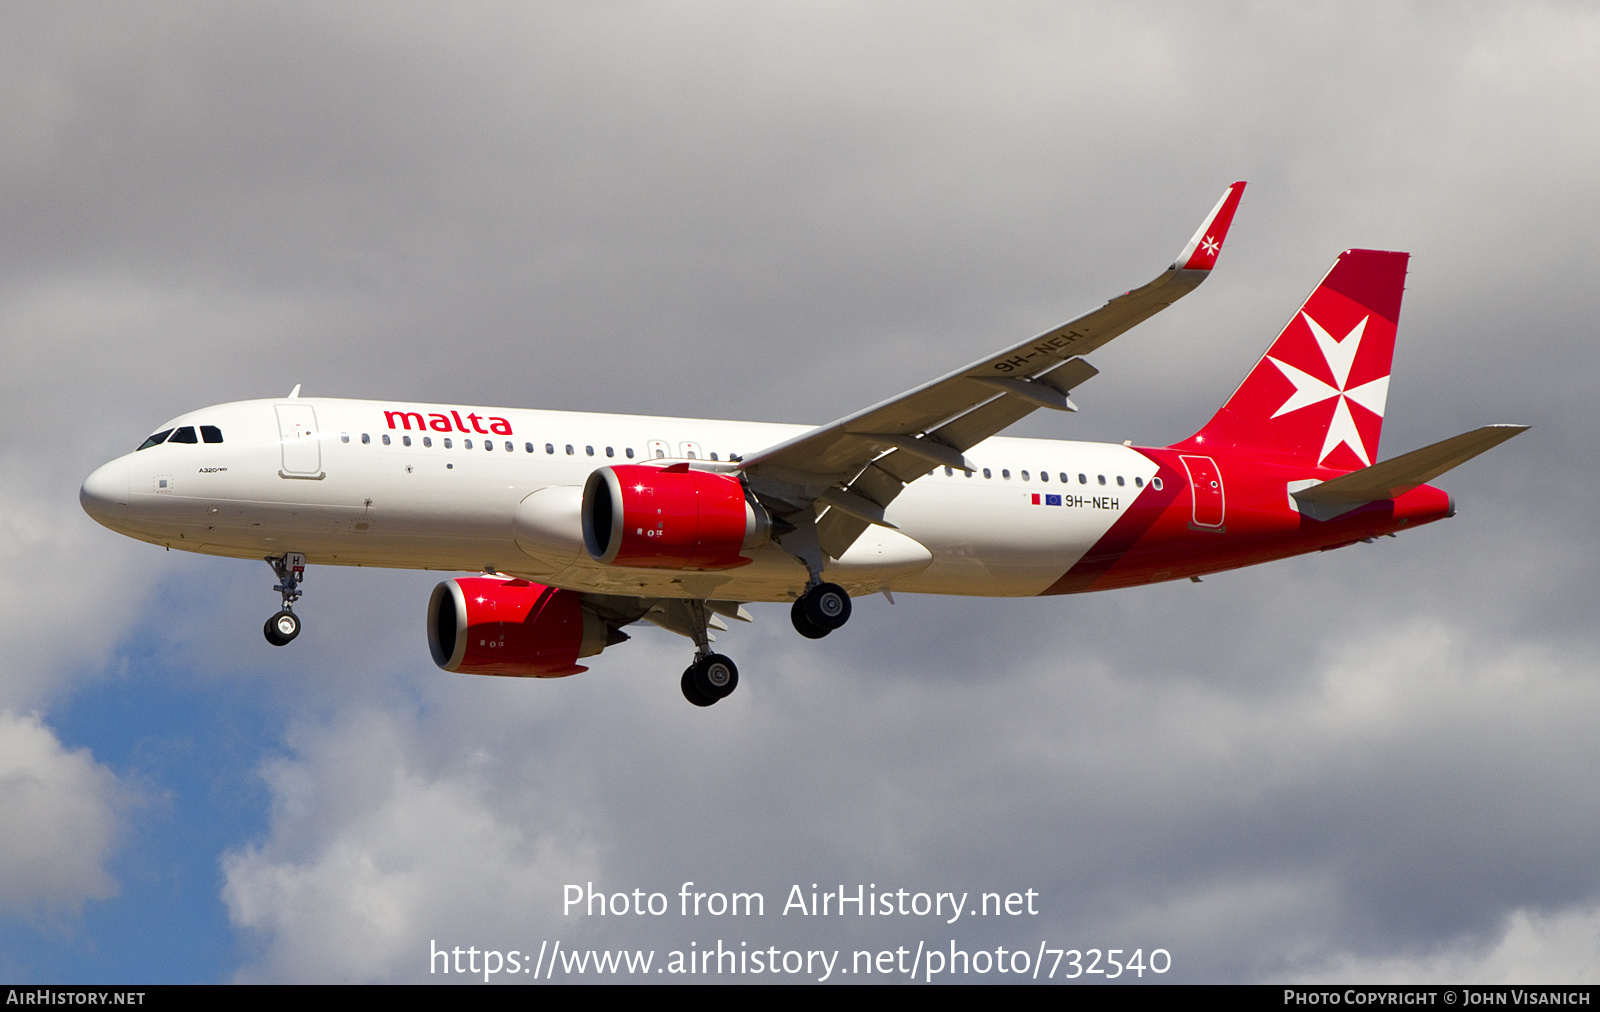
xmin=80 ymin=183 xmax=1525 ymax=706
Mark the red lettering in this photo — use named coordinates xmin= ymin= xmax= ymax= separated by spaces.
xmin=390 ymin=409 xmax=510 ymax=435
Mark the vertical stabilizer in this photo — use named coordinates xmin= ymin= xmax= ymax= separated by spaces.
xmin=1175 ymin=249 xmax=1409 ymax=470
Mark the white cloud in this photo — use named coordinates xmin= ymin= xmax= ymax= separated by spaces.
xmin=0 ymin=710 xmax=126 ymax=919
xmin=213 ymin=611 xmax=1600 ymax=982
xmin=0 ymin=485 xmax=162 ymax=710
xmin=222 ymin=707 xmax=599 ymax=983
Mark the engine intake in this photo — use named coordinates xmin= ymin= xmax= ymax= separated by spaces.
xmin=582 ymin=463 xmax=770 ymax=570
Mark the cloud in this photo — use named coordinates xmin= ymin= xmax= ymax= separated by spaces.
xmin=1297 ymin=905 xmax=1600 ymax=984
xmin=4 ymin=0 xmax=1597 ymax=984
xmin=213 ymin=606 xmax=1600 ymax=982
xmin=0 ymin=710 xmax=127 ymax=920
xmin=221 ymin=706 xmax=599 ymax=983
xmin=0 ymin=483 xmax=170 ymax=711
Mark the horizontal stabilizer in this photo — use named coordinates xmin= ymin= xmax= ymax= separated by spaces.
xmin=1294 ymin=424 xmax=1528 ymax=505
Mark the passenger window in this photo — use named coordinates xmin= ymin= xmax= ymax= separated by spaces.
xmin=1117 ymin=475 xmax=1125 ymax=486
xmin=361 ymin=433 xmax=370 ymax=444
xmin=1059 ymin=473 xmax=1068 ymax=484
xmin=1020 ymin=470 xmax=1029 ymax=481
xmin=1002 ymin=469 xmax=1011 ymax=479
xmin=545 ymin=443 xmax=554 ymax=454
xmin=444 ymin=438 xmax=453 ymax=449
xmin=484 ymin=440 xmax=492 ymax=451
xmin=585 ymin=446 xmax=594 ymax=456
xmin=402 ymin=435 xmax=412 ymax=447
xmin=465 ymin=439 xmax=474 ymax=449
xmin=1134 ymin=477 xmax=1144 ymax=488
xmin=1040 ymin=471 xmax=1048 ymax=482
xmin=709 ymin=452 xmax=719 ymax=461
xmin=944 ymin=466 xmax=953 ymax=476
xmin=340 ymin=432 xmax=350 ymax=444
xmin=382 ymin=434 xmax=391 ymax=445
xmin=525 ymin=443 xmax=534 ymax=453
xmin=626 ymin=448 xmax=634 ymax=459
xmin=606 ymin=446 xmax=615 ymax=458
xmin=983 ymin=468 xmax=992 ymax=479
xmin=137 ymin=429 xmax=174 ymax=451
xmin=505 ymin=441 xmax=513 ymax=452
xmin=201 ymin=426 xmax=224 ymax=443
xmin=1098 ymin=475 xmax=1106 ymax=485
xmin=1152 ymin=477 xmax=1164 ymax=491
xmin=566 ymin=444 xmax=575 ymax=455
xmin=168 ymin=426 xmax=198 ymax=444
xmin=423 ymin=437 xmax=432 ymax=448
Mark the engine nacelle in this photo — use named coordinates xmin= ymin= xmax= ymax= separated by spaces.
xmin=428 ymin=577 xmax=611 ymax=677
xmin=582 ymin=463 xmax=770 ymax=570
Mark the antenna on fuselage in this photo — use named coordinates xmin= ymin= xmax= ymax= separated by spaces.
xmin=287 ymin=384 xmax=301 ymax=398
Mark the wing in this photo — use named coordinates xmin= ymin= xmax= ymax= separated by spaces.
xmin=573 ymin=591 xmax=753 ymax=643
xmin=740 ymin=181 xmax=1247 ymax=560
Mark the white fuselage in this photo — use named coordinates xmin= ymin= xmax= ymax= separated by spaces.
xmin=81 ymin=397 xmax=1157 ymax=601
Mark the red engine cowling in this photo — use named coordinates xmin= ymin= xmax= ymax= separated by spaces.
xmin=582 ymin=463 xmax=770 ymax=570
xmin=428 ymin=577 xmax=609 ymax=677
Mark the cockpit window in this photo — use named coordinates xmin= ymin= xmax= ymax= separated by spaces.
xmin=137 ymin=429 xmax=174 ymax=451
xmin=167 ymin=426 xmax=199 ymax=444
xmin=200 ymin=425 xmax=223 ymax=444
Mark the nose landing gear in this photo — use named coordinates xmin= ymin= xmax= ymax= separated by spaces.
xmin=263 ymin=553 xmax=306 ymax=646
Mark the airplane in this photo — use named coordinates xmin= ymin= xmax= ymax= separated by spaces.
xmin=79 ymin=182 xmax=1526 ymax=706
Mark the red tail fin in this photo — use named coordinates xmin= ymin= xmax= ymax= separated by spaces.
xmin=1174 ymin=249 xmax=1409 ymax=470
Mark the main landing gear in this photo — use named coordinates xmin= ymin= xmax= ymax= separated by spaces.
xmin=681 ymin=654 xmax=739 ymax=708
xmin=676 ymin=600 xmax=741 ymax=708
xmin=661 ymin=585 xmax=851 ymax=707
xmin=790 ymin=582 xmax=852 ymax=640
xmin=263 ymin=552 xmax=305 ymax=646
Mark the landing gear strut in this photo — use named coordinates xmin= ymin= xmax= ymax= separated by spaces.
xmin=264 ymin=552 xmax=305 ymax=646
xmin=676 ymin=600 xmax=740 ymax=707
xmin=790 ymin=582 xmax=851 ymax=639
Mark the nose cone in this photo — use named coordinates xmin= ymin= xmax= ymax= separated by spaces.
xmin=80 ymin=458 xmax=130 ymax=527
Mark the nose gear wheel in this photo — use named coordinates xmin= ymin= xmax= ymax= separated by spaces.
xmin=264 ymin=610 xmax=301 ymax=645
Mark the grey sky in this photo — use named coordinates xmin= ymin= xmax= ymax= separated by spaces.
xmin=1 ymin=2 xmax=1596 ymax=982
